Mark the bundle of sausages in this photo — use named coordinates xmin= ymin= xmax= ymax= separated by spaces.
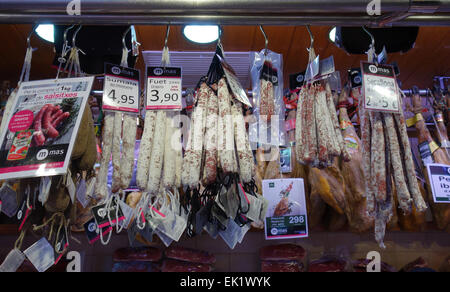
xmin=359 ymin=91 xmax=427 ymax=248
xmin=33 ymin=104 xmax=70 ymax=146
xmin=181 ymin=78 xmax=255 ymax=189
xmin=136 ymin=110 xmax=182 ymax=194
xmin=295 ymin=82 xmax=350 ymax=168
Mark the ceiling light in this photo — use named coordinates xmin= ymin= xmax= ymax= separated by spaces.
xmin=35 ymin=24 xmax=55 ymax=43
xmin=183 ymin=25 xmax=220 ymax=44
xmin=329 ymin=27 xmax=337 ymax=43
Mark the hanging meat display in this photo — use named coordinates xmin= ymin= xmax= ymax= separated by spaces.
xmin=410 ymin=88 xmax=450 ymax=232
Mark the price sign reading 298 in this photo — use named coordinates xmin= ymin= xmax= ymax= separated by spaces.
xmin=146 ymin=67 xmax=182 ymax=111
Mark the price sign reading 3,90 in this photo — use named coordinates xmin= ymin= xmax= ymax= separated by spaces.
xmin=146 ymin=67 xmax=182 ymax=111
xmin=102 ymin=63 xmax=140 ymax=114
xmin=361 ymin=62 xmax=400 ymax=114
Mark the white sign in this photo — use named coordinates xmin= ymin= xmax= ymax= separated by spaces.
xmin=0 ymin=77 xmax=94 ymax=180
xmin=426 ymin=163 xmax=450 ymax=203
xmin=263 ymin=178 xmax=309 ymax=240
xmin=362 ymin=62 xmax=400 ymax=113
xmin=146 ymin=67 xmax=182 ymax=110
xmin=102 ymin=63 xmax=140 ymax=114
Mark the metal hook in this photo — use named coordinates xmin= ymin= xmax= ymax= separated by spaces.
xmin=259 ymin=25 xmax=269 ymax=56
xmin=164 ymin=25 xmax=171 ymax=49
xmin=63 ymin=25 xmax=76 ymax=47
xmin=26 ymin=24 xmax=39 ymax=49
xmin=122 ymin=25 xmax=132 ymax=52
xmin=306 ymin=25 xmax=314 ymax=51
xmin=362 ymin=26 xmax=375 ymax=49
xmin=72 ymin=25 xmax=82 ymax=49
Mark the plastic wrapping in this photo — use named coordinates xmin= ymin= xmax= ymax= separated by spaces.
xmin=249 ymin=49 xmax=286 ymax=148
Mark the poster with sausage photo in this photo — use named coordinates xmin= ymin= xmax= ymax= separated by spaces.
xmin=0 ymin=77 xmax=94 ymax=180
xmin=263 ymin=178 xmax=309 ymax=240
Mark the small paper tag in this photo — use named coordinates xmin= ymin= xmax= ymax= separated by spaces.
xmin=154 ymin=228 xmax=173 ymax=247
xmin=92 ymin=200 xmax=125 ymax=229
xmin=38 ymin=177 xmax=52 ymax=206
xmin=117 ymin=200 xmax=134 ymax=229
xmin=280 ymin=148 xmax=292 ymax=173
xmin=66 ymin=175 xmax=76 ymax=204
xmin=76 ymin=179 xmax=88 ymax=208
xmin=127 ymin=220 xmax=142 ymax=247
xmin=17 ymin=196 xmax=32 ymax=232
xmin=246 ymin=195 xmax=263 ymax=222
xmin=54 ymin=228 xmax=69 ymax=265
xmin=238 ymin=223 xmax=251 ymax=244
xmin=85 ymin=177 xmax=96 ymax=199
xmin=84 ymin=218 xmax=112 ymax=245
xmin=204 ymin=220 xmax=219 ymax=239
xmin=259 ymin=196 xmax=269 ymax=222
xmin=0 ymin=249 xmax=25 ymax=272
xmin=211 ymin=202 xmax=229 ymax=230
xmin=195 ymin=200 xmax=214 ymax=235
xmin=0 ymin=184 xmax=18 ymax=218
xmin=219 ymin=219 xmax=242 ymax=249
xmin=24 ymin=237 xmax=55 ymax=273
xmin=138 ymin=224 xmax=154 ymax=243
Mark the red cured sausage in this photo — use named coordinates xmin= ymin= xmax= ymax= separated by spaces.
xmin=259 ymin=244 xmax=306 ymax=262
xmin=33 ymin=104 xmax=50 ymax=146
xmin=261 ymin=261 xmax=304 ymax=272
xmin=52 ymin=112 xmax=70 ymax=129
xmin=113 ymin=247 xmax=163 ymax=262
xmin=161 ymin=259 xmax=213 ymax=272
xmin=43 ymin=105 xmax=59 ymax=138
xmin=164 ymin=247 xmax=216 ymax=265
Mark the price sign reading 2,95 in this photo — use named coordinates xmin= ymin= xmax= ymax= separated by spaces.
xmin=102 ymin=63 xmax=140 ymax=114
xmin=361 ymin=62 xmax=401 ymax=114
xmin=146 ymin=66 xmax=182 ymax=111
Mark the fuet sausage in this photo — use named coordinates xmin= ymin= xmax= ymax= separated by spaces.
xmin=232 ymin=100 xmax=254 ymax=183
xmin=137 ymin=111 xmax=157 ymax=190
xmin=163 ymin=112 xmax=176 ymax=188
xmin=120 ymin=114 xmax=137 ymax=190
xmin=95 ymin=112 xmax=115 ymax=200
xmin=203 ymin=86 xmax=219 ymax=185
xmin=111 ymin=112 xmax=123 ymax=193
xmin=147 ymin=111 xmax=166 ymax=194
xmin=217 ymin=78 xmax=236 ymax=173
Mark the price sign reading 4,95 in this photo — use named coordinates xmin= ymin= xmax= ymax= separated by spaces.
xmin=103 ymin=63 xmax=140 ymax=114
xmin=361 ymin=62 xmax=400 ymax=113
xmin=146 ymin=67 xmax=182 ymax=110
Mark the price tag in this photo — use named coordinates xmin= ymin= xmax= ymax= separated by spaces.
xmin=103 ymin=63 xmax=140 ymax=114
xmin=263 ymin=179 xmax=309 ymax=240
xmin=146 ymin=67 xmax=182 ymax=111
xmin=426 ymin=163 xmax=450 ymax=203
xmin=361 ymin=62 xmax=400 ymax=113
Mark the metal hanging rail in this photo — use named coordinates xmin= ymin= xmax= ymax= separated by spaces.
xmin=0 ymin=0 xmax=449 ymax=26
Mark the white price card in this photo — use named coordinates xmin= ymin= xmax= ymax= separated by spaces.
xmin=146 ymin=67 xmax=182 ymax=111
xmin=426 ymin=163 xmax=450 ymax=203
xmin=102 ymin=63 xmax=140 ymax=114
xmin=362 ymin=62 xmax=401 ymax=113
xmin=263 ymin=178 xmax=309 ymax=240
